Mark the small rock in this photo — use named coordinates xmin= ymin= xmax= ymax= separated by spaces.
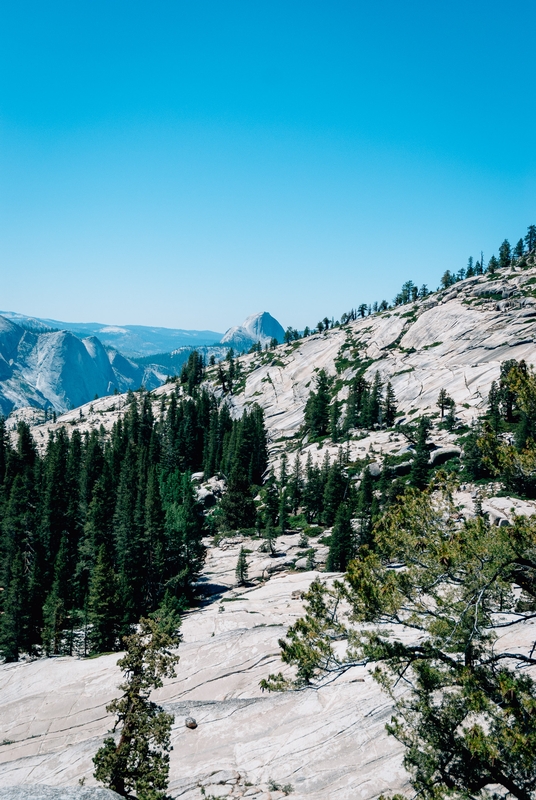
xmin=185 ymin=716 xmax=197 ymax=729
xmin=367 ymin=461 xmax=381 ymax=477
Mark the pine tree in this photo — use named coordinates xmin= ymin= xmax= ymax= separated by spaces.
xmin=525 ymin=224 xmax=536 ymax=253
xmin=0 ymin=551 xmax=28 ymax=662
xmin=498 ymin=239 xmax=511 ymax=269
xmin=42 ymin=534 xmax=70 ymax=655
xmin=354 ymin=465 xmax=374 ymax=546
xmin=262 ymin=522 xmax=277 ymax=555
xmin=364 ymin=372 xmax=383 ymax=429
xmin=410 ymin=416 xmax=431 ymax=489
xmin=302 ymin=453 xmax=324 ymax=523
xmin=219 ymin=468 xmax=256 ymax=530
xmin=93 ymin=615 xmax=180 ymax=799
xmin=514 ymin=238 xmax=525 ymax=259
xmin=87 ymin=545 xmax=118 ymax=655
xmin=326 ymin=502 xmax=354 ymax=572
xmin=436 ymin=388 xmax=452 ymax=419
xmin=488 ymin=380 xmax=501 ymax=432
xmin=487 ymin=255 xmax=498 ymax=275
xmin=286 ymin=455 xmax=303 ymax=515
xmin=278 ymin=487 xmax=288 ymax=534
xmin=383 ymin=381 xmax=397 ymax=427
xmin=329 ymin=399 xmax=341 ymax=442
xmin=322 ymin=459 xmax=346 ymax=526
xmin=444 ymin=400 xmax=456 ymax=431
xmin=143 ymin=467 xmax=166 ymax=609
xmin=163 ymin=473 xmax=205 ymax=599
xmin=235 ymin=546 xmax=249 ymax=586
xmin=304 ymin=370 xmax=331 ymax=438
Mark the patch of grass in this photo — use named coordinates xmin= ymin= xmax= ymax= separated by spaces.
xmin=423 ymin=341 xmax=443 ymax=349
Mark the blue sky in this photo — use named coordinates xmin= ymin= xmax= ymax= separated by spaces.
xmin=1 ymin=1 xmax=535 ymax=331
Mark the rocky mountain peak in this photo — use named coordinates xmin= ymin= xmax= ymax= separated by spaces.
xmin=220 ymin=311 xmax=285 ymax=350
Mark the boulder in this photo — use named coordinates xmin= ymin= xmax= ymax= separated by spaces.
xmin=367 ymin=462 xmax=381 ymax=477
xmin=196 ymin=486 xmax=217 ymax=508
xmin=392 ymin=460 xmax=412 ymax=475
xmin=429 ymin=446 xmax=461 ymax=466
xmin=185 ymin=716 xmax=198 ymax=729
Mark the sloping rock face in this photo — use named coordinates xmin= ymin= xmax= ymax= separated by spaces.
xmin=221 ymin=264 xmax=536 ymax=444
xmin=0 ymin=535 xmax=407 ymax=800
xmin=0 ymin=316 xmax=163 ymax=414
xmin=0 ymin=788 xmax=122 ymax=800
xmin=221 ymin=312 xmax=285 ymax=351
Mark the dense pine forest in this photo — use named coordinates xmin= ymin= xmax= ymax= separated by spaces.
xmin=0 ymin=386 xmax=267 ymax=661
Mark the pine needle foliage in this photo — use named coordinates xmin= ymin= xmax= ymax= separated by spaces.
xmin=93 ymin=613 xmax=181 ymax=800
xmin=263 ymin=475 xmax=536 ymax=800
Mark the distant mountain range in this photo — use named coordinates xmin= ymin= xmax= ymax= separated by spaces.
xmin=0 ymin=311 xmax=224 ymax=357
xmin=0 ymin=310 xmax=285 ymax=414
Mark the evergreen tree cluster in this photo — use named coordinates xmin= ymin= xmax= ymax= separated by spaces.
xmin=441 ymin=223 xmax=536 ymax=289
xmin=303 ymin=369 xmax=397 ymax=443
xmin=462 ymin=359 xmax=536 ymax=496
xmin=0 ymin=388 xmax=267 ymax=661
xmin=343 ymin=372 xmax=397 ymax=432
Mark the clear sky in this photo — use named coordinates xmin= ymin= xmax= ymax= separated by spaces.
xmin=1 ymin=1 xmax=535 ymax=332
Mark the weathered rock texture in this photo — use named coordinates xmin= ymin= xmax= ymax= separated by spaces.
xmin=0 ymin=788 xmax=122 ymax=800
xmin=223 ymin=266 xmax=536 ymax=448
xmin=0 ymin=535 xmax=406 ymax=800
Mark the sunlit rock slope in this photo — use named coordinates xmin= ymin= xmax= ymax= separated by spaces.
xmin=220 ymin=261 xmax=536 ymax=446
